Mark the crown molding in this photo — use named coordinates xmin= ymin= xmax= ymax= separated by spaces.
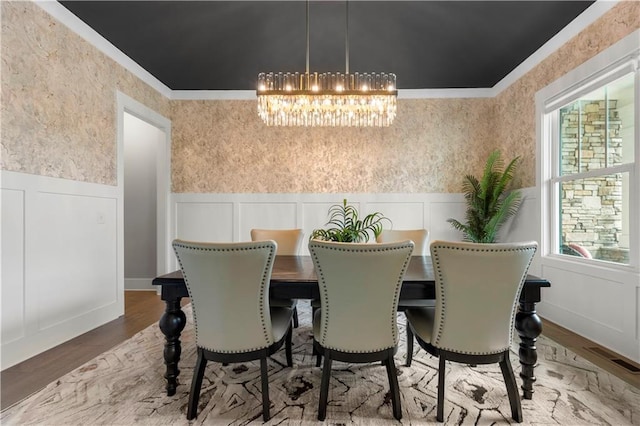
xmin=399 ymin=88 xmax=495 ymax=99
xmin=37 ymin=0 xmax=618 ymax=101
xmin=171 ymin=91 xmax=257 ymax=101
xmin=492 ymin=0 xmax=619 ymax=96
xmin=35 ymin=0 xmax=172 ymax=99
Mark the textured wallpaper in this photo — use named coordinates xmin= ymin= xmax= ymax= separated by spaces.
xmin=495 ymin=1 xmax=640 ymax=188
xmin=170 ymin=2 xmax=639 ymax=193
xmin=170 ymin=98 xmax=496 ymax=193
xmin=2 ymin=1 xmax=637 ymax=192
xmin=1 ymin=1 xmax=169 ymax=186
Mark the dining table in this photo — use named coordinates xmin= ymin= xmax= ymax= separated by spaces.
xmin=152 ymin=255 xmax=550 ymax=400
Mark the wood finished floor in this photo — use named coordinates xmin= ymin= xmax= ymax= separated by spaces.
xmin=1 ymin=291 xmax=638 ymax=411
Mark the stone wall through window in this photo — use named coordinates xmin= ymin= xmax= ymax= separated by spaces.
xmin=559 ymin=99 xmax=628 ymax=263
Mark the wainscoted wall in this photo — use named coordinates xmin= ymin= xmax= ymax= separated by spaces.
xmin=1 ymin=171 xmax=122 ymax=369
xmin=1 ymin=0 xmax=638 ymax=369
xmin=170 ymin=192 xmax=467 ymax=262
xmin=501 ymin=188 xmax=640 ymax=363
xmin=169 ymin=187 xmax=639 ymax=362
xmin=1 ymin=1 xmax=167 ymax=369
xmin=540 ymin=258 xmax=640 ymax=362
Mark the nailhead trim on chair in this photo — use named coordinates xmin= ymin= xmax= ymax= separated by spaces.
xmin=431 ymin=242 xmax=537 ymax=355
xmin=173 ymin=241 xmax=277 ymax=353
xmin=309 ymin=241 xmax=413 ymax=353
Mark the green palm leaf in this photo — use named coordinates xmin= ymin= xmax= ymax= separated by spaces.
xmin=448 ymin=150 xmax=522 ymax=243
xmin=311 ymin=199 xmax=391 ymax=243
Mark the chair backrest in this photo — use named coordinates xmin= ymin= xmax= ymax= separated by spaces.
xmin=251 ymin=229 xmax=304 ymax=255
xmin=172 ymin=239 xmax=277 ymax=353
xmin=309 ymin=240 xmax=414 ymax=353
xmin=377 ymin=229 xmax=429 ymax=256
xmin=430 ymin=240 xmax=537 ymax=355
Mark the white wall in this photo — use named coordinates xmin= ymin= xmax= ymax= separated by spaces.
xmin=169 ymin=193 xmax=466 ymax=267
xmin=1 ymin=171 xmax=123 ymax=370
xmin=124 ymin=113 xmax=162 ymax=290
xmin=506 ymin=188 xmax=640 ymax=363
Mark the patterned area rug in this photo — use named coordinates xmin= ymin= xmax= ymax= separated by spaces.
xmin=2 ymin=303 xmax=639 ymax=425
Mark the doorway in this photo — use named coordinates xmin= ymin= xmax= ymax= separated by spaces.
xmin=117 ymin=92 xmax=171 ymax=301
xmin=123 ymin=113 xmax=164 ymax=290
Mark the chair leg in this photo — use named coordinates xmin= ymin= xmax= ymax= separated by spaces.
xmin=437 ymin=355 xmax=446 ymax=422
xmin=384 ymin=350 xmax=402 ymax=420
xmin=406 ymin=319 xmax=414 ymax=367
xmin=187 ymin=348 xmax=207 ymax=420
xmin=285 ymin=322 xmax=293 ymax=367
xmin=499 ymin=352 xmax=523 ymax=423
xmin=318 ymin=352 xmax=332 ymax=421
xmin=293 ymin=306 xmax=299 ymax=328
xmin=260 ymin=356 xmax=270 ymax=422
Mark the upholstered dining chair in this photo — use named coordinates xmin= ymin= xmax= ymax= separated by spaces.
xmin=308 ymin=239 xmax=414 ymax=421
xmin=172 ymin=239 xmax=294 ymax=422
xmin=251 ymin=228 xmax=304 ymax=327
xmin=377 ymin=229 xmax=430 ymax=366
xmin=405 ymin=240 xmax=537 ymax=423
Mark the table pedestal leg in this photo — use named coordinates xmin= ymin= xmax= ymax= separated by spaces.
xmin=159 ymin=298 xmax=186 ymax=396
xmin=515 ymin=301 xmax=543 ymax=400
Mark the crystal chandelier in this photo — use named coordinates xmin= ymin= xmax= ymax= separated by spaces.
xmin=257 ymin=2 xmax=397 ymax=127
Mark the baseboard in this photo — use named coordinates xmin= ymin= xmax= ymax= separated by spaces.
xmin=125 ymin=278 xmax=154 ymax=290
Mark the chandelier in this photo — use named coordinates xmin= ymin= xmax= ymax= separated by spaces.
xmin=257 ymin=2 xmax=397 ymax=127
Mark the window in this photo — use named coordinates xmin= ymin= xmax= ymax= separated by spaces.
xmin=539 ymin=37 xmax=638 ymax=268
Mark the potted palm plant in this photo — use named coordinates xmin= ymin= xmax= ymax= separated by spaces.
xmin=311 ymin=199 xmax=391 ymax=242
xmin=447 ymin=150 xmax=522 ymax=243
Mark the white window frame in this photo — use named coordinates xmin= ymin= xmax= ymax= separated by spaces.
xmin=536 ymin=30 xmax=640 ymax=272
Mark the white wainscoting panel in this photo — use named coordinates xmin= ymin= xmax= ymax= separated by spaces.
xmin=542 ymin=265 xmax=625 ymax=332
xmin=1 ymin=171 xmax=123 ymax=370
xmin=367 ymin=201 xmax=425 ymax=230
xmin=429 ymin=201 xmax=466 ymax=242
xmin=175 ymin=201 xmax=233 ymax=243
xmin=170 ymin=193 xmax=466 ymax=262
xmin=538 ymin=259 xmax=639 ymax=362
xmin=1 ymin=188 xmax=26 ymax=345
xmin=238 ymin=202 xmax=298 ymax=242
xmin=31 ymin=192 xmax=117 ymax=329
xmin=301 ymin=201 xmax=341 ymax=246
xmin=499 ymin=188 xmax=542 ymax=275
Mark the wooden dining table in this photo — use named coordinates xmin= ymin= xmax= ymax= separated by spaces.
xmin=152 ymin=255 xmax=550 ymax=400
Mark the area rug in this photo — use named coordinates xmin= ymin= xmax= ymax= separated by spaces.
xmin=2 ymin=303 xmax=638 ymax=425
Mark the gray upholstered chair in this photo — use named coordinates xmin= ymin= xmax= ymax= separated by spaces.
xmin=405 ymin=240 xmax=537 ymax=423
xmin=309 ymin=239 xmax=414 ymax=421
xmin=172 ymin=239 xmax=294 ymax=422
xmin=251 ymin=228 xmax=304 ymax=327
xmin=377 ymin=229 xmax=431 ymax=366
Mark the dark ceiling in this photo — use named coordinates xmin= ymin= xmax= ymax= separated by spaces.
xmin=60 ymin=1 xmax=594 ymax=91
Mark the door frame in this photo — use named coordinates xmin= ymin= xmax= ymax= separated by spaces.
xmin=116 ymin=92 xmax=172 ymax=289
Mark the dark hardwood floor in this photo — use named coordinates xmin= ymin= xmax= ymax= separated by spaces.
xmin=1 ymin=291 xmax=188 ymax=410
xmin=1 ymin=291 xmax=638 ymax=411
